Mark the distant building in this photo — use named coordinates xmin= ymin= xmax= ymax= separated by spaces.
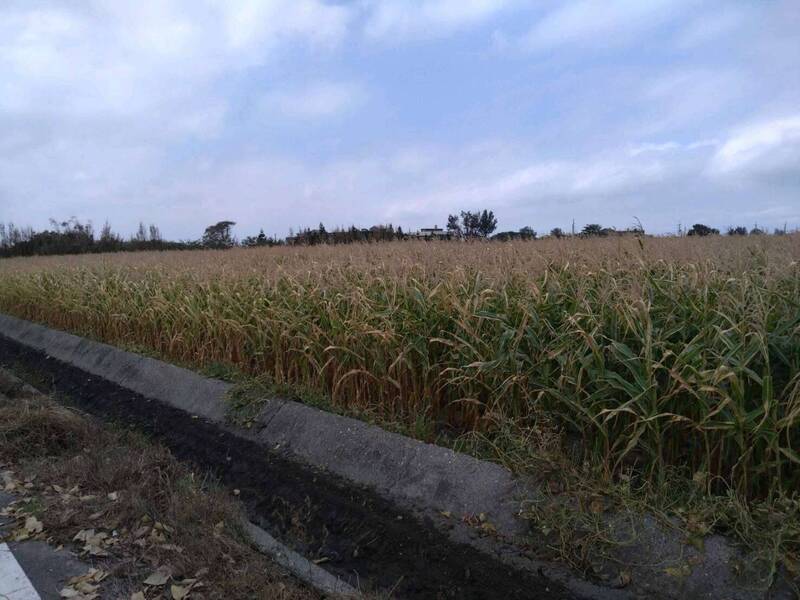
xmin=413 ymin=226 xmax=449 ymax=240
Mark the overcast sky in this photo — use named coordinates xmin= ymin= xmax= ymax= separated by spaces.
xmin=1 ymin=0 xmax=799 ymax=239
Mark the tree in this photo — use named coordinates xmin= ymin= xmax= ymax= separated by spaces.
xmin=134 ymin=222 xmax=148 ymax=243
xmin=581 ymin=223 xmax=604 ymax=237
xmin=687 ymin=223 xmax=719 ymax=237
xmin=519 ymin=226 xmax=537 ymax=239
xmin=478 ymin=210 xmax=497 ymax=238
xmin=202 ymin=221 xmax=236 ymax=249
xmin=727 ymin=226 xmax=748 ymax=236
xmin=98 ymin=220 xmax=122 ymax=252
xmin=750 ymin=226 xmax=764 ymax=236
xmin=460 ymin=211 xmax=481 ymax=237
xmin=148 ymin=224 xmax=162 ymax=242
xmin=99 ymin=221 xmax=117 ymax=243
xmin=446 ymin=214 xmax=462 ymax=237
xmin=243 ymin=229 xmax=270 ymax=247
xmin=550 ymin=227 xmax=564 ymax=239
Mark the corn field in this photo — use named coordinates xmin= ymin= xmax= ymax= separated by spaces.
xmin=1 ymin=235 xmax=799 ymax=499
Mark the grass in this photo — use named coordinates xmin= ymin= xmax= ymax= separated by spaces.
xmin=1 ymin=235 xmax=799 ymax=582
xmin=0 ymin=369 xmax=318 ymax=599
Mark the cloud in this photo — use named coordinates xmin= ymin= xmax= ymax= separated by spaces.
xmin=153 ymin=141 xmax=700 ymax=238
xmin=259 ymin=82 xmax=367 ymax=119
xmin=628 ymin=140 xmax=718 ymax=157
xmin=1 ymin=1 xmax=799 ymax=241
xmin=220 ymin=0 xmax=352 ymax=57
xmin=674 ymin=5 xmax=751 ymax=48
xmin=0 ymin=0 xmax=359 ymax=234
xmin=0 ymin=1 xmax=353 ymax=120
xmin=631 ymin=67 xmax=748 ymax=138
xmin=364 ymin=0 xmax=512 ymax=41
xmin=514 ymin=0 xmax=690 ymax=52
xmin=710 ymin=115 xmax=800 ymax=180
xmin=628 ymin=142 xmax=682 ymax=156
xmin=382 ymin=150 xmax=672 ymax=222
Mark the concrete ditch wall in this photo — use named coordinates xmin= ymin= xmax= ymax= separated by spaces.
xmin=0 ymin=312 xmax=788 ymax=600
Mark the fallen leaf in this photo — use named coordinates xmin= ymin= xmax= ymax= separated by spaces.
xmin=154 ymin=521 xmax=174 ymax=534
xmin=73 ymin=529 xmax=111 ymax=557
xmin=74 ymin=529 xmax=92 ymax=542
xmin=171 ymin=584 xmax=190 ymax=599
xmin=25 ymin=515 xmax=43 ymax=534
xmin=144 ymin=566 xmax=171 ymax=587
xmin=1 ymin=470 xmax=19 ymax=491
xmin=60 ymin=576 xmax=100 ymax=600
xmin=75 ymin=582 xmax=98 ymax=594
xmin=212 ymin=521 xmax=224 ymax=537
xmin=133 ymin=525 xmax=150 ymax=538
xmin=67 ymin=568 xmax=108 ymax=585
xmin=130 ymin=593 xmax=146 ymax=600
xmin=148 ymin=529 xmax=167 ymax=543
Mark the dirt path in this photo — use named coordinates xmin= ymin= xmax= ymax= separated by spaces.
xmin=0 ymin=334 xmax=576 ymax=600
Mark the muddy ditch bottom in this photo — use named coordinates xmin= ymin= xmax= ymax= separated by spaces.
xmin=0 ymin=334 xmax=576 ymax=600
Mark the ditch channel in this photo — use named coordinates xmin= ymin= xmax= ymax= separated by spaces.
xmin=0 ymin=333 xmax=577 ymax=599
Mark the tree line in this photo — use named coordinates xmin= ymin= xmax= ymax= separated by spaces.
xmin=0 ymin=218 xmax=200 ymax=258
xmin=683 ymin=223 xmax=788 ymax=237
xmin=286 ymin=223 xmax=406 ymax=246
xmin=0 ymin=214 xmax=793 ymax=259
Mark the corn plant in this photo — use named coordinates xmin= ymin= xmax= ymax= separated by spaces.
xmin=1 ymin=234 xmax=798 ymax=500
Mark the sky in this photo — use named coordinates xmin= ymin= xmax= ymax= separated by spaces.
xmin=1 ymin=0 xmax=799 ymax=240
